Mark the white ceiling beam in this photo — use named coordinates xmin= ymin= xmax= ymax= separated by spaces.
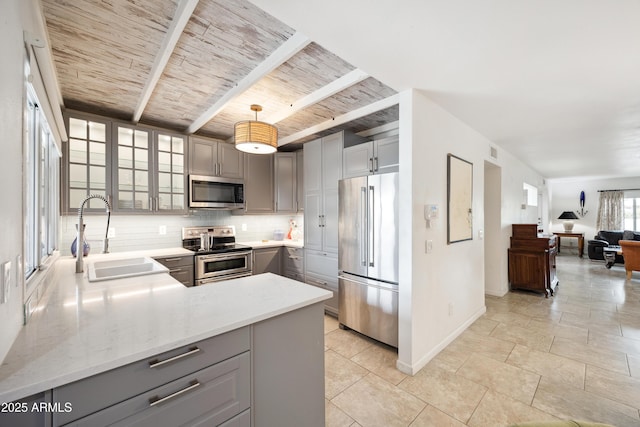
xmin=187 ymin=31 xmax=311 ymax=134
xmin=265 ymin=68 xmax=369 ymax=124
xmin=356 ymin=120 xmax=399 ymax=137
xmin=278 ymin=94 xmax=399 ymax=146
xmin=132 ymin=0 xmax=200 ymax=124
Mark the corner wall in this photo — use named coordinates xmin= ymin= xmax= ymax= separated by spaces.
xmin=490 ymin=148 xmax=546 ymax=296
xmin=397 ymin=89 xmax=546 ymax=374
xmin=398 ymin=90 xmax=487 ymax=374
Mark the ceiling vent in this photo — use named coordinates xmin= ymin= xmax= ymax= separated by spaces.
xmin=490 ymin=146 xmax=498 ymax=159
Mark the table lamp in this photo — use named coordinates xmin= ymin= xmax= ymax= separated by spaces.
xmin=558 ymin=211 xmax=579 ymax=232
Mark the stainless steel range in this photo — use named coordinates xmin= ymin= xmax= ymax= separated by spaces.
xmin=182 ymin=225 xmax=252 ymax=285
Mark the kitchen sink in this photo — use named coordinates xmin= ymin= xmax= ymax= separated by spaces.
xmin=88 ymin=257 xmax=169 ymax=282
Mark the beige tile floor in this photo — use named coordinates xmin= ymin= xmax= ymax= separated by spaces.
xmin=324 ymin=254 xmax=640 ymax=427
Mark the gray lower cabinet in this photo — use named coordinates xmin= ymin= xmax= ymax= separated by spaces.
xmin=52 ymin=327 xmax=250 ymax=426
xmin=252 ymin=247 xmax=282 ymax=275
xmin=218 ymin=409 xmax=250 ymax=427
xmin=2 ymin=302 xmax=325 ymax=427
xmin=304 ymin=249 xmax=339 ymax=315
xmin=283 ymin=246 xmax=304 ymax=282
xmin=252 ymin=303 xmax=325 ymax=427
xmin=152 ymin=254 xmax=194 ymax=287
xmin=0 ymin=392 xmax=52 ymax=427
xmin=66 ymin=353 xmax=250 ymax=426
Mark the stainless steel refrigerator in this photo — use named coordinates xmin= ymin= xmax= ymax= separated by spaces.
xmin=338 ymin=172 xmax=399 ymax=347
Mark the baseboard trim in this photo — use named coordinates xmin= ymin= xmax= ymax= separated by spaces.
xmin=485 ymin=288 xmax=508 ymax=297
xmin=396 ymin=305 xmax=487 ymax=375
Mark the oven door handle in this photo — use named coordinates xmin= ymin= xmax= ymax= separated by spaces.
xmin=198 ymin=251 xmax=252 ymax=262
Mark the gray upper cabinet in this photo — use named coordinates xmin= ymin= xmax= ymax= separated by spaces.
xmin=343 ymin=134 xmax=399 ymax=178
xmin=189 ymin=135 xmax=243 ymax=179
xmin=304 ymin=132 xmax=343 ymax=253
xmin=113 ymin=125 xmax=186 ymax=213
xmin=64 ymin=111 xmax=188 ymax=215
xmin=243 ymin=153 xmax=274 ymax=213
xmin=64 ymin=113 xmax=112 ymax=214
xmin=274 ymin=153 xmax=297 ymax=213
xmin=296 ymin=150 xmax=304 ymax=212
xmin=113 ymin=123 xmax=153 ymax=212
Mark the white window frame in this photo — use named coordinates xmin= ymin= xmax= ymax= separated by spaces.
xmin=624 ymin=191 xmax=640 ymax=231
xmin=25 ymin=85 xmax=60 ymax=281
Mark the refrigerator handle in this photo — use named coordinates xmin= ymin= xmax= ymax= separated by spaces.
xmin=369 ymin=185 xmax=375 ymax=267
xmin=360 ymin=186 xmax=367 ymax=266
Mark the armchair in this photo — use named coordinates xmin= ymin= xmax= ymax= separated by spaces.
xmin=619 ymin=240 xmax=640 ymax=279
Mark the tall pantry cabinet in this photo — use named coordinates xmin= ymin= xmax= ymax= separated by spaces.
xmin=303 ymin=132 xmax=343 ymax=315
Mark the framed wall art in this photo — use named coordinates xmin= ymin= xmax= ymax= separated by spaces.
xmin=447 ymin=153 xmax=473 ymax=244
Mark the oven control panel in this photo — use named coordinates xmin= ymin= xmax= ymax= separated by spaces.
xmin=182 ymin=225 xmax=236 ymax=240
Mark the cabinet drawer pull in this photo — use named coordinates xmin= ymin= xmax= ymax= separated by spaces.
xmin=148 ymin=346 xmax=200 ymax=368
xmin=170 ymin=268 xmax=184 ymax=273
xmin=149 ymin=380 xmax=200 ymax=407
xmin=163 ymin=257 xmax=183 ymax=262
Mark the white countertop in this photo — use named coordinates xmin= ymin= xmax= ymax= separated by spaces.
xmin=242 ymin=239 xmax=304 ymax=249
xmin=0 ymin=248 xmax=329 ymax=403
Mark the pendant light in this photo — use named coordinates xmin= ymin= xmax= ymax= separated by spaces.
xmin=234 ymin=104 xmax=278 ymax=154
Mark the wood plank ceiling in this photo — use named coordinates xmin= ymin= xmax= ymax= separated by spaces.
xmin=41 ymin=0 xmax=398 ymax=147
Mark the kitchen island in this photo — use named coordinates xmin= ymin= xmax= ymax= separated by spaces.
xmin=0 ymin=250 xmax=331 ymax=426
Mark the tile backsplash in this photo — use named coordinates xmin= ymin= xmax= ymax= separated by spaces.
xmin=60 ymin=211 xmax=303 ymax=255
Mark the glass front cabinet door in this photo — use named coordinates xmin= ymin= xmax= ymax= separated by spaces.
xmin=113 ymin=125 xmax=186 ymax=214
xmin=65 ymin=115 xmax=110 ymax=213
xmin=64 ymin=113 xmax=187 ymax=215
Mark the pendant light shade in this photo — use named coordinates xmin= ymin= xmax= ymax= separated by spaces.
xmin=234 ymin=105 xmax=277 ymax=154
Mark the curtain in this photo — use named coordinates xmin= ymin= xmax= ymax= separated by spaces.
xmin=596 ymin=190 xmax=624 ymax=230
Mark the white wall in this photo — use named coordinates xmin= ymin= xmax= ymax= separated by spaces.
xmin=397 ymin=89 xmax=545 ymax=374
xmin=549 ymin=176 xmax=640 ymax=239
xmin=0 ymin=0 xmax=38 ymax=363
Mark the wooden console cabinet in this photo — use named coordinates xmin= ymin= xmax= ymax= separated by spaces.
xmin=508 ymin=224 xmax=558 ymax=298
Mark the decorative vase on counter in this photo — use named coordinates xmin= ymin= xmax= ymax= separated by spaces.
xmin=291 ymin=225 xmax=302 ymax=241
xmin=71 ymin=224 xmax=90 ymax=257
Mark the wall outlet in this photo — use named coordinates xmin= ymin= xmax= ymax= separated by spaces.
xmin=108 ymin=228 xmax=116 ymax=238
xmin=448 ymin=302 xmax=453 ymax=316
xmin=241 ymin=224 xmax=247 ymax=232
xmin=425 ymin=240 xmax=433 ymax=253
xmin=159 ymin=225 xmax=167 ymax=235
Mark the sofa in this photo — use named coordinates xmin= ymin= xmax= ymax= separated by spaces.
xmin=587 ymin=230 xmax=640 ymax=263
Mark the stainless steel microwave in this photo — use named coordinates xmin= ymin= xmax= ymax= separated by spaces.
xmin=188 ymin=175 xmax=245 ymax=209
